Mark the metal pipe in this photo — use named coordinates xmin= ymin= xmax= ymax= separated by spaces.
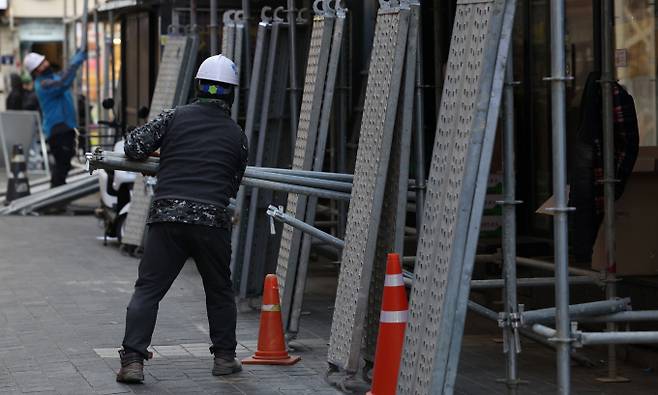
xmin=600 ymin=0 xmax=620 ymax=381
xmin=241 ymin=0 xmax=252 ymax=89
xmin=516 ymin=256 xmax=599 ymax=279
xmin=522 ymin=298 xmax=630 ymax=325
xmin=470 ymin=276 xmax=596 ymax=290
xmin=190 ymin=0 xmax=197 ymax=30
xmin=548 ymin=0 xmax=572 ymax=390
xmin=576 ymin=331 xmax=658 ymax=346
xmin=245 ymin=171 xmax=352 ymax=192
xmin=287 ymin=0 xmax=300 ymax=156
xmin=63 ymin=0 xmax=69 ymax=69
xmin=256 ymin=167 xmax=353 ymax=182
xmin=412 ymin=2 xmax=426 ymax=228
xmin=267 ymin=205 xmax=345 ymax=249
xmin=241 ymin=178 xmax=351 ymax=201
xmin=576 ymin=310 xmax=658 ymax=324
xmin=210 ymin=0 xmax=218 ymax=54
xmin=532 ymin=323 xmax=557 ymax=339
xmin=502 ymin=44 xmax=520 ymax=394
xmin=103 ymin=11 xmax=111 ymax=122
xmin=94 ymin=2 xmax=101 ymax=139
xmin=469 ymin=303 xmax=596 ymax=367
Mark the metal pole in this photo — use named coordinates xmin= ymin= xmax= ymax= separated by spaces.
xmin=287 ymin=0 xmax=300 ymax=155
xmin=522 ymin=298 xmax=630 ymax=325
xmin=413 ymin=3 xmax=426 ymax=228
xmin=241 ymin=0 xmax=252 ymax=95
xmin=109 ymin=11 xmax=115 ymax=99
xmin=502 ymin=45 xmax=520 ymax=394
xmin=63 ymin=0 xmax=69 ymax=68
xmin=267 ymin=205 xmax=345 ymax=249
xmin=190 ymin=0 xmax=198 ymax=31
xmin=94 ymin=2 xmax=101 ymax=134
xmin=82 ymin=0 xmax=91 ymax=150
xmin=599 ymin=0 xmax=626 ymax=383
xmin=210 ymin=0 xmax=218 ymax=54
xmin=578 ymin=331 xmax=658 ymax=346
xmin=468 ymin=303 xmax=596 ymax=367
xmin=470 ymin=276 xmax=596 ymax=290
xmin=548 ymin=0 xmax=572 ymax=392
xmin=103 ymin=11 xmax=111 ymax=122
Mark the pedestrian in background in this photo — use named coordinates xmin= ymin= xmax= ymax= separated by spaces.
xmin=5 ymin=73 xmax=23 ymax=110
xmin=20 ymin=73 xmax=40 ymax=113
xmin=116 ymin=54 xmax=248 ymax=383
xmin=24 ymin=49 xmax=87 ymax=187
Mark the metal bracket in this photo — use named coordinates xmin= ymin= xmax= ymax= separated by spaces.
xmin=223 ymin=10 xmax=236 ymax=25
xmin=273 ymin=6 xmax=286 ymax=22
xmin=504 ymin=80 xmax=522 ymax=87
xmin=260 ymin=6 xmax=273 ymax=23
xmin=296 ymin=8 xmax=310 ymax=24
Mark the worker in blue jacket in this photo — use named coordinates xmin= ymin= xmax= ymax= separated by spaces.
xmin=24 ymin=50 xmax=87 ymax=187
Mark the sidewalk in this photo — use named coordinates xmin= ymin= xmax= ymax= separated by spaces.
xmin=2 ymin=216 xmax=658 ymax=394
xmin=0 ymin=216 xmax=340 ymax=395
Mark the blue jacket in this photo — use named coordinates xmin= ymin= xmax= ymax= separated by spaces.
xmin=34 ymin=51 xmax=86 ymax=139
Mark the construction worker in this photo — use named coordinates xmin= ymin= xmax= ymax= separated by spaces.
xmin=24 ymin=50 xmax=87 ymax=187
xmin=116 ymin=55 xmax=248 ymax=383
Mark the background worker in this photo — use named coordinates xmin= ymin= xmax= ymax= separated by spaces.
xmin=116 ymin=54 xmax=248 ymax=383
xmin=24 ymin=49 xmax=87 ymax=187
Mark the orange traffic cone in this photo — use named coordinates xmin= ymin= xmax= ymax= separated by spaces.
xmin=367 ymin=253 xmax=409 ymax=395
xmin=242 ymin=274 xmax=301 ymax=365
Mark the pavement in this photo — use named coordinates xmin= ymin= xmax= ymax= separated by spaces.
xmin=0 ymin=216 xmax=339 ymax=395
xmin=1 ymin=215 xmax=658 ymax=394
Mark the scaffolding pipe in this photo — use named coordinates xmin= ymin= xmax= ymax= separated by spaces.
xmin=502 ymin=44 xmax=520 ymax=394
xmin=94 ymin=1 xmax=101 ymax=138
xmin=600 ymin=0 xmax=621 ymax=381
xmin=532 ymin=323 xmax=557 ymax=338
xmin=63 ymin=0 xmax=69 ymax=68
xmin=103 ymin=11 xmax=112 ymax=122
xmin=577 ymin=331 xmax=658 ymax=346
xmin=241 ymin=0 xmax=252 ymax=87
xmin=241 ymin=178 xmax=351 ymax=201
xmin=548 ymin=0 xmax=572 ymax=390
xmin=522 ymin=298 xmax=630 ymax=325
xmin=190 ymin=0 xmax=197 ymax=30
xmin=210 ymin=0 xmax=218 ymax=55
xmin=576 ymin=310 xmax=658 ymax=324
xmin=470 ymin=276 xmax=596 ymax=290
xmin=267 ymin=205 xmax=345 ymax=249
xmin=469 ymin=303 xmax=596 ymax=367
xmin=515 ymin=256 xmax=599 ymax=279
xmin=413 ymin=4 xmax=426 ymax=227
xmin=287 ymin=0 xmax=300 ymax=155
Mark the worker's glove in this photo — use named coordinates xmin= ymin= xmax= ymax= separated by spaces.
xmin=71 ymin=50 xmax=88 ymax=65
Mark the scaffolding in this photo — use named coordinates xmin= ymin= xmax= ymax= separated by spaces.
xmin=74 ymin=0 xmax=658 ymax=393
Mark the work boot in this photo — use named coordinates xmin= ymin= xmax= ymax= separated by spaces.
xmin=212 ymin=355 xmax=242 ymax=376
xmin=116 ymin=349 xmax=145 ymax=383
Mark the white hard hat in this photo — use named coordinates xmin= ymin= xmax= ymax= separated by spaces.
xmin=195 ymin=55 xmax=239 ymax=86
xmin=24 ymin=52 xmax=46 ymax=73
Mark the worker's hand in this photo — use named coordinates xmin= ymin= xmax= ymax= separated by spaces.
xmin=72 ymin=50 xmax=88 ymax=65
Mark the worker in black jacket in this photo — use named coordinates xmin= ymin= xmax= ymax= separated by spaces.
xmin=116 ymin=55 xmax=248 ymax=383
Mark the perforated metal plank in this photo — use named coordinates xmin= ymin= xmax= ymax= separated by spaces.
xmin=288 ymin=5 xmax=347 ymax=334
xmin=363 ymin=1 xmax=420 ymax=362
xmin=123 ymin=35 xmax=190 ymax=247
xmin=276 ymin=2 xmax=336 ymax=329
xmin=327 ymin=1 xmax=410 ymax=372
xmin=396 ymin=1 xmax=514 ymax=393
